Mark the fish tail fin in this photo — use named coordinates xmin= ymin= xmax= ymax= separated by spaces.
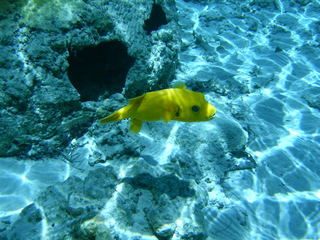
xmin=99 ymin=108 xmax=125 ymax=123
xmin=130 ymin=118 xmax=143 ymax=133
xmin=99 ymin=94 xmax=145 ymax=124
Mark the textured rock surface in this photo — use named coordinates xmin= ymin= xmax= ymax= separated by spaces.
xmin=0 ymin=0 xmax=180 ymax=157
xmin=6 ymin=203 xmax=42 ymax=240
xmin=5 ymin=166 xmax=118 ymax=240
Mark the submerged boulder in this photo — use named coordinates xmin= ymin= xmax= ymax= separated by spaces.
xmin=0 ymin=0 xmax=180 ymax=157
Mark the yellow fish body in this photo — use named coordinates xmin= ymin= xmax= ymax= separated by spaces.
xmin=100 ymin=85 xmax=216 ymax=133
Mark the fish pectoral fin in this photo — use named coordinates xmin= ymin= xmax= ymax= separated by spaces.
xmin=130 ymin=118 xmax=143 ymax=133
xmin=163 ymin=104 xmax=180 ymax=123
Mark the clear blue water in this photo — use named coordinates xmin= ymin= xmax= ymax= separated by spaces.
xmin=174 ymin=1 xmax=320 ymax=239
xmin=1 ymin=0 xmax=320 ymax=239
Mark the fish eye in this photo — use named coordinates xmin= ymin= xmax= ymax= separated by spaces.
xmin=191 ymin=105 xmax=200 ymax=112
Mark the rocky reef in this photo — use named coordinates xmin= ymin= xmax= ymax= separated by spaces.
xmin=0 ymin=0 xmax=180 ymax=157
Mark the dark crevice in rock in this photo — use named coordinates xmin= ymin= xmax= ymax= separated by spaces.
xmin=124 ymin=173 xmax=195 ymax=199
xmin=143 ymin=3 xmax=168 ymax=34
xmin=67 ymin=40 xmax=135 ymax=102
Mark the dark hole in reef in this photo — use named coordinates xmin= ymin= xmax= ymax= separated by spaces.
xmin=67 ymin=40 xmax=135 ymax=102
xmin=143 ymin=3 xmax=168 ymax=34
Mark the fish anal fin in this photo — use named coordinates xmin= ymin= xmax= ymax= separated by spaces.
xmin=163 ymin=112 xmax=171 ymax=123
xmin=130 ymin=118 xmax=143 ymax=133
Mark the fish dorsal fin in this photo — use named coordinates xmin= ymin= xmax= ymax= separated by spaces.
xmin=129 ymin=94 xmax=145 ymax=104
xmin=172 ymin=82 xmax=187 ymax=89
xmin=99 ymin=94 xmax=145 ymax=123
xmin=127 ymin=94 xmax=145 ymax=116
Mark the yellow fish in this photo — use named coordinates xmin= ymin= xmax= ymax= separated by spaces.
xmin=100 ymin=85 xmax=216 ymax=133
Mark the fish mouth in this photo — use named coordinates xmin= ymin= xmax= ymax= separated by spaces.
xmin=209 ymin=112 xmax=216 ymax=120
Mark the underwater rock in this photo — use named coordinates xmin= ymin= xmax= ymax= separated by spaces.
xmin=6 ymin=166 xmax=117 ymax=240
xmin=91 ymin=120 xmax=141 ymax=163
xmin=144 ymin=201 xmax=178 ymax=239
xmin=170 ymin=151 xmax=203 ymax=181
xmin=0 ymin=0 xmax=180 ymax=157
xmin=302 ymin=88 xmax=320 ymax=110
xmin=140 ymin=154 xmax=159 ymax=166
xmin=154 ymin=223 xmax=176 ymax=240
xmin=173 ymin=120 xmax=247 ymax=179
xmin=124 ymin=173 xmax=195 ymax=199
xmin=6 ymin=204 xmax=42 ymax=240
xmin=181 ymin=232 xmax=207 ymax=240
xmin=215 ymin=117 xmax=248 ymax=153
xmin=202 ymin=206 xmax=250 ymax=240
xmin=78 ymin=218 xmax=114 ymax=240
xmin=249 ymin=0 xmax=280 ymax=10
xmin=114 ymin=179 xmax=187 ymax=239
xmin=84 ymin=167 xmax=118 ymax=199
xmin=294 ymin=0 xmax=312 ymax=6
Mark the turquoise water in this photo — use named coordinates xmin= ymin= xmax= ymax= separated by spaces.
xmin=1 ymin=0 xmax=320 ymax=239
xmin=176 ymin=1 xmax=320 ymax=239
